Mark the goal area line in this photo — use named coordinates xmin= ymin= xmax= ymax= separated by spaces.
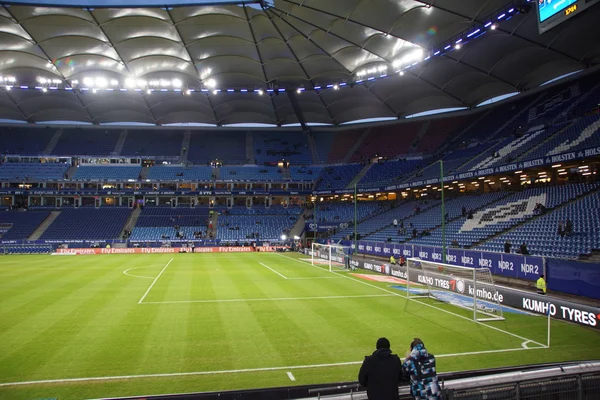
xmin=276 ymin=254 xmax=548 ymax=349
xmin=0 ymin=346 xmax=544 ymax=388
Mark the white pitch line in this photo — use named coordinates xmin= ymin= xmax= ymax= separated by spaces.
xmin=286 ymin=371 xmax=296 ymax=381
xmin=258 ymin=262 xmax=288 ymax=280
xmin=276 ymin=253 xmax=547 ymax=349
xmin=140 ymin=294 xmax=395 ymax=305
xmin=123 ymin=266 xmax=156 ymax=280
xmin=138 ymin=258 xmax=173 ymax=304
xmin=0 ymin=346 xmax=543 ymax=388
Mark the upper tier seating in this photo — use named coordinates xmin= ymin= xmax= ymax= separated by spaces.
xmin=253 ymin=132 xmax=312 ymax=164
xmin=415 ymin=115 xmax=473 ymax=154
xmin=0 ymin=162 xmax=69 ymax=181
xmin=71 ymin=165 xmax=142 ymax=181
xmin=349 ymin=122 xmax=422 ymax=162
xmin=147 ymin=165 xmax=213 ymax=181
xmin=219 ymin=166 xmax=284 ymax=181
xmin=0 ymin=210 xmax=51 ymax=240
xmin=479 ymin=189 xmax=600 ymax=258
xmin=52 ymin=128 xmax=120 ymax=155
xmin=526 ymin=114 xmax=600 ymax=159
xmin=187 ymin=131 xmax=246 ymax=164
xmin=0 ymin=126 xmax=55 ymax=155
xmin=316 ymin=164 xmax=363 ymax=190
xmin=358 ymin=160 xmax=424 ymax=188
xmin=225 ymin=206 xmax=303 ymax=216
xmin=289 ymin=166 xmax=323 ymax=181
xmin=527 ymin=84 xmax=580 ymax=125
xmin=40 ymin=208 xmax=131 ymax=240
xmin=322 ymin=129 xmax=365 ymax=163
xmin=121 ymin=130 xmax=183 ymax=157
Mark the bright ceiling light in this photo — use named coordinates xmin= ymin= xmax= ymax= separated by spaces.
xmin=257 ymin=89 xmax=263 ymax=95
xmin=37 ymin=77 xmax=47 ymax=84
xmin=137 ymin=79 xmax=147 ymax=88
xmin=146 ymin=89 xmax=151 ymax=94
xmin=125 ymin=78 xmax=136 ymax=88
xmin=159 ymin=79 xmax=170 ymax=87
xmin=95 ymin=77 xmax=107 ymax=88
xmin=185 ymin=89 xmax=191 ymax=95
xmin=205 ymin=78 xmax=216 ymax=88
xmin=6 ymin=85 xmax=11 ymax=91
xmin=333 ymin=84 xmax=339 ymax=90
xmin=110 ymin=79 xmax=119 ymax=86
xmin=83 ymin=77 xmax=93 ymax=86
xmin=42 ymin=87 xmax=47 ymax=92
xmin=491 ymin=24 xmax=497 ymax=30
xmin=399 ymin=71 xmax=405 ymax=76
xmin=455 ymin=43 xmax=462 ymax=50
xmin=212 ymin=89 xmax=218 ymax=95
xmin=172 ymin=79 xmax=182 ymax=88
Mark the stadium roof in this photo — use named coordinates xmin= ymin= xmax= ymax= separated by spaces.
xmin=0 ymin=0 xmax=598 ymax=126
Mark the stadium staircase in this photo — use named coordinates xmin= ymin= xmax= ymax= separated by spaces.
xmin=112 ymin=130 xmax=128 ymax=156
xmin=65 ymin=165 xmax=78 ymax=179
xmin=245 ymin=131 xmax=254 ymax=164
xmin=412 ymin=120 xmax=431 ymax=150
xmin=307 ymin=133 xmax=320 ymax=164
xmin=288 ymin=209 xmax=309 ymax=240
xmin=180 ymin=130 xmax=191 ymax=163
xmin=28 ymin=211 xmax=61 ymax=240
xmin=120 ymin=208 xmax=141 ymax=238
xmin=342 ymin=128 xmax=371 ymax=163
xmin=346 ymin=163 xmax=374 ymax=189
xmin=281 ymin=166 xmax=292 ymax=180
xmin=139 ymin=166 xmax=150 ymax=180
xmin=42 ymin=128 xmax=63 ymax=155
xmin=472 ymin=185 xmax=600 ymax=252
xmin=488 ymin=92 xmax=546 ymax=140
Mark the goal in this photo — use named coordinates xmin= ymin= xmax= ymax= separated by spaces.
xmin=406 ymin=257 xmax=505 ymax=322
xmin=311 ymin=243 xmax=351 ymax=272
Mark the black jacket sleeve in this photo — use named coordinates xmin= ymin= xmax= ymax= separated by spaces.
xmin=358 ymin=357 xmax=369 ymax=386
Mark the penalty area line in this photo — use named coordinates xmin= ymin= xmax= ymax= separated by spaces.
xmin=139 ymin=294 xmax=395 ymax=305
xmin=0 ymin=347 xmax=543 ymax=388
xmin=276 ymin=253 xmax=548 ymax=349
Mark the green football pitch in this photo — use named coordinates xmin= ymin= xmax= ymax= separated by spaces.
xmin=1 ymin=252 xmax=599 ymax=400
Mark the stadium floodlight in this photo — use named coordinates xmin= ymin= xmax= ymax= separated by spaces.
xmin=280 ymin=234 xmax=287 ymax=241
xmin=83 ymin=77 xmax=93 ymax=86
xmin=293 ymin=235 xmax=300 ymax=240
xmin=110 ymin=79 xmax=119 ymax=86
xmin=5 ymin=85 xmax=11 ymax=90
xmin=257 ymin=89 xmax=264 ymax=95
xmin=333 ymin=84 xmax=339 ymax=90
xmin=172 ymin=79 xmax=182 ymax=88
xmin=42 ymin=87 xmax=47 ymax=92
xmin=95 ymin=77 xmax=107 ymax=88
xmin=146 ymin=89 xmax=151 ymax=94
xmin=205 ymin=78 xmax=216 ymax=88
xmin=125 ymin=78 xmax=136 ymax=88
xmin=455 ymin=43 xmax=462 ymax=50
xmin=491 ymin=24 xmax=497 ymax=30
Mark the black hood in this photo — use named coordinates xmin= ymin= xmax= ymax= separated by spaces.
xmin=374 ymin=348 xmax=393 ymax=359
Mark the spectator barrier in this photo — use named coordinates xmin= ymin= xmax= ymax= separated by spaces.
xmin=342 ymin=253 xmax=600 ymax=330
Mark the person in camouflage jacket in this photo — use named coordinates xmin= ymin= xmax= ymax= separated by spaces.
xmin=402 ymin=338 xmax=442 ymax=400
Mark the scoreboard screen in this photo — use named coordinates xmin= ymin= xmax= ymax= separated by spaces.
xmin=537 ymin=0 xmax=600 ymax=33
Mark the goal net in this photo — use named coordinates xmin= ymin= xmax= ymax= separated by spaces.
xmin=406 ymin=257 xmax=504 ymax=322
xmin=311 ymin=243 xmax=351 ymax=272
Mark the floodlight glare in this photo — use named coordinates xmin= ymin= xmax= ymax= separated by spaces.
xmin=280 ymin=234 xmax=287 ymax=241
xmin=205 ymin=78 xmax=217 ymax=88
xmin=172 ymin=79 xmax=182 ymax=88
xmin=95 ymin=77 xmax=107 ymax=88
xmin=293 ymin=235 xmax=300 ymax=240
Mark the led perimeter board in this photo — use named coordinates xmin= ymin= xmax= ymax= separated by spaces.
xmin=537 ymin=0 xmax=600 ymax=33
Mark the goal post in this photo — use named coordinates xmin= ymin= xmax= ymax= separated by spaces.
xmin=311 ymin=243 xmax=351 ymax=272
xmin=407 ymin=257 xmax=505 ymax=322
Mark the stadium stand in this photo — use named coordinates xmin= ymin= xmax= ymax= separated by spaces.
xmin=289 ymin=166 xmax=323 ymax=181
xmin=357 ymin=159 xmax=424 ymax=188
xmin=120 ymin=130 xmax=183 ymax=157
xmin=253 ymin=132 xmax=312 ymax=164
xmin=187 ymin=131 xmax=246 ymax=164
xmin=321 ymin=129 xmax=365 ymax=164
xmin=349 ymin=122 xmax=422 ymax=162
xmin=0 ymin=210 xmax=51 ymax=240
xmin=0 ymin=126 xmax=55 ymax=155
xmin=315 ymin=164 xmax=363 ymax=190
xmin=479 ymin=186 xmax=600 ymax=258
xmin=40 ymin=208 xmax=132 ymax=240
xmin=219 ymin=165 xmax=284 ymax=181
xmin=147 ymin=165 xmax=213 ymax=181
xmin=217 ymin=209 xmax=301 ymax=242
xmin=307 ymin=201 xmax=383 ymax=224
xmin=52 ymin=128 xmax=120 ymax=156
xmin=527 ymin=114 xmax=600 ymax=159
xmin=130 ymin=207 xmax=210 ymax=240
xmin=0 ymin=162 xmax=69 ymax=181
xmin=71 ymin=165 xmax=142 ymax=181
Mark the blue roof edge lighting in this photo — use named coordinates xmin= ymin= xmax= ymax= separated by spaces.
xmin=405 ymin=107 xmax=468 ymax=118
xmin=476 ymin=92 xmax=520 ymax=107
xmin=2 ymin=0 xmax=263 ymax=7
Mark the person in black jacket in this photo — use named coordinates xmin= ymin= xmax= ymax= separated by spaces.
xmin=358 ymin=337 xmax=402 ymax=399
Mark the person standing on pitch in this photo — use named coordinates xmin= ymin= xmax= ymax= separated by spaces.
xmin=358 ymin=337 xmax=402 ymax=400
xmin=402 ymin=338 xmax=442 ymax=400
